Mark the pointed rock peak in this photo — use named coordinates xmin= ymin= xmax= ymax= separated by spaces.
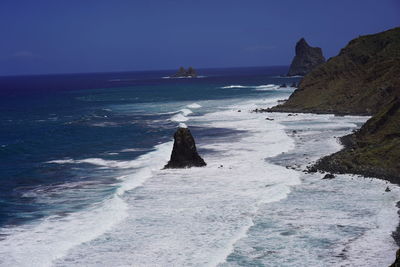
xmin=298 ymin=38 xmax=307 ymax=45
xmin=288 ymin=38 xmax=325 ymax=76
xmin=164 ymin=127 xmax=206 ymax=169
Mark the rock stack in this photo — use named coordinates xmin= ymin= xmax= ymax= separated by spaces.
xmin=164 ymin=127 xmax=206 ymax=169
xmin=287 ymin=38 xmax=325 ymax=76
xmin=171 ymin=66 xmax=197 ymax=78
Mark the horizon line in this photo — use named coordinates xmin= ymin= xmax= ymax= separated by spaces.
xmin=0 ymin=64 xmax=290 ymax=78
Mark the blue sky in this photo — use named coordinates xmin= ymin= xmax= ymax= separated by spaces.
xmin=0 ymin=0 xmax=399 ymax=76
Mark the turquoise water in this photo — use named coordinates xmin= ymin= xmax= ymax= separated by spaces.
xmin=1 ymin=68 xmax=398 ymax=266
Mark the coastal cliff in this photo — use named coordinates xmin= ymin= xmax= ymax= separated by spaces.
xmin=270 ymin=27 xmax=400 ymax=181
xmin=273 ymin=27 xmax=400 ymax=115
xmin=311 ymin=97 xmax=400 ymax=183
xmin=287 ymin=38 xmax=325 ymax=76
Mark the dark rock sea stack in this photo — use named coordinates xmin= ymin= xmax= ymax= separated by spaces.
xmin=287 ymin=38 xmax=325 ymax=76
xmin=271 ymin=27 xmax=400 ymax=115
xmin=171 ymin=66 xmax=197 ymax=78
xmin=164 ymin=127 xmax=206 ymax=169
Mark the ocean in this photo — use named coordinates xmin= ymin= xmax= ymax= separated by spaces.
xmin=0 ymin=67 xmax=398 ymax=266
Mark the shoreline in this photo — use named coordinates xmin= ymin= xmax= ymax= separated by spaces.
xmin=256 ymin=110 xmax=399 ymax=265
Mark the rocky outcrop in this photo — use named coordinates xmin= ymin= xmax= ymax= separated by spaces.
xmin=391 ymin=249 xmax=400 ymax=267
xmin=271 ymin=27 xmax=400 ymax=115
xmin=171 ymin=67 xmax=197 ymax=78
xmin=287 ymin=38 xmax=325 ymax=76
xmin=311 ymin=97 xmax=400 ymax=183
xmin=164 ymin=127 xmax=206 ymax=169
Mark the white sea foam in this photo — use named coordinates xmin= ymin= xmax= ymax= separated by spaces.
xmin=253 ymin=84 xmax=280 ymax=91
xmin=179 ymin=108 xmax=193 ymax=116
xmin=170 ymin=113 xmax=189 ymax=122
xmin=0 ymin=142 xmax=173 ymax=267
xmin=220 ymin=85 xmax=247 ymax=89
xmin=2 ymin=91 xmax=398 ymax=267
xmin=187 ymin=103 xmax=202 ymax=109
xmin=120 ymin=148 xmax=149 ymax=153
xmin=220 ymin=84 xmax=281 ymax=91
xmin=49 ymin=95 xmax=301 ymax=266
xmin=179 ymin=122 xmax=187 ymax=128
xmin=168 ymin=108 xmax=194 ymax=123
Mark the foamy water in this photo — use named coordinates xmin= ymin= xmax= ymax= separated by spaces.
xmin=0 ymin=91 xmax=398 ymax=266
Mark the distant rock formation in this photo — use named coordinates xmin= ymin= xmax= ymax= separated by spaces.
xmin=287 ymin=38 xmax=325 ymax=76
xmin=171 ymin=66 xmax=197 ymax=78
xmin=164 ymin=127 xmax=206 ymax=169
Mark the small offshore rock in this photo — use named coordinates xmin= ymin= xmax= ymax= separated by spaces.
xmin=323 ymin=173 xmax=335 ymax=179
xmin=171 ymin=66 xmax=197 ymax=78
xmin=164 ymin=127 xmax=206 ymax=169
xmin=385 ymin=186 xmax=391 ymax=192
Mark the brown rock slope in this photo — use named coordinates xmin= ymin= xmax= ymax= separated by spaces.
xmin=271 ymin=27 xmax=400 ymax=115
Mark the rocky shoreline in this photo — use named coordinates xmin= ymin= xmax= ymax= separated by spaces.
xmin=264 ymin=27 xmax=400 ymax=265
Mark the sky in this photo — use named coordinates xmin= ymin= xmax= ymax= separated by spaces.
xmin=0 ymin=0 xmax=399 ymax=76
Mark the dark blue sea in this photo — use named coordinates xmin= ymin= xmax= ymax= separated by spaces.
xmin=0 ymin=67 xmax=397 ymax=266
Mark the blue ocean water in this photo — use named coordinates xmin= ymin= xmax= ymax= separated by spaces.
xmin=0 ymin=66 xmax=295 ymax=227
xmin=1 ymin=67 xmax=398 ymax=266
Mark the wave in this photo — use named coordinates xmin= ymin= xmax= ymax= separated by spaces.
xmin=50 ymin=95 xmax=301 ymax=266
xmin=169 ymin=108 xmax=193 ymax=122
xmin=178 ymin=122 xmax=187 ymax=128
xmin=0 ymin=142 xmax=172 ymax=267
xmin=179 ymin=108 xmax=193 ymax=116
xmin=219 ymin=84 xmax=281 ymax=91
xmin=187 ymin=103 xmax=202 ymax=109
xmin=170 ymin=113 xmax=189 ymax=122
xmin=253 ymin=84 xmax=280 ymax=91
xmin=220 ymin=85 xmax=247 ymax=89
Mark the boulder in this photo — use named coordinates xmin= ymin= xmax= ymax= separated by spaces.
xmin=164 ymin=127 xmax=206 ymax=169
xmin=323 ymin=173 xmax=335 ymax=179
xmin=287 ymin=38 xmax=325 ymax=76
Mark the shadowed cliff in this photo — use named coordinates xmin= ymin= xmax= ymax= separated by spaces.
xmin=268 ymin=27 xmax=400 ymax=182
xmin=273 ymin=27 xmax=400 ymax=115
xmin=287 ymin=38 xmax=325 ymax=76
xmin=311 ymin=97 xmax=400 ymax=183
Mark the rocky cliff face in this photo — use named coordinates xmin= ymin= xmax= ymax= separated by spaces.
xmin=268 ymin=27 xmax=400 ymax=182
xmin=312 ymin=97 xmax=400 ymax=183
xmin=287 ymin=38 xmax=325 ymax=76
xmin=273 ymin=27 xmax=400 ymax=114
xmin=171 ymin=67 xmax=197 ymax=78
xmin=164 ymin=127 xmax=206 ymax=169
